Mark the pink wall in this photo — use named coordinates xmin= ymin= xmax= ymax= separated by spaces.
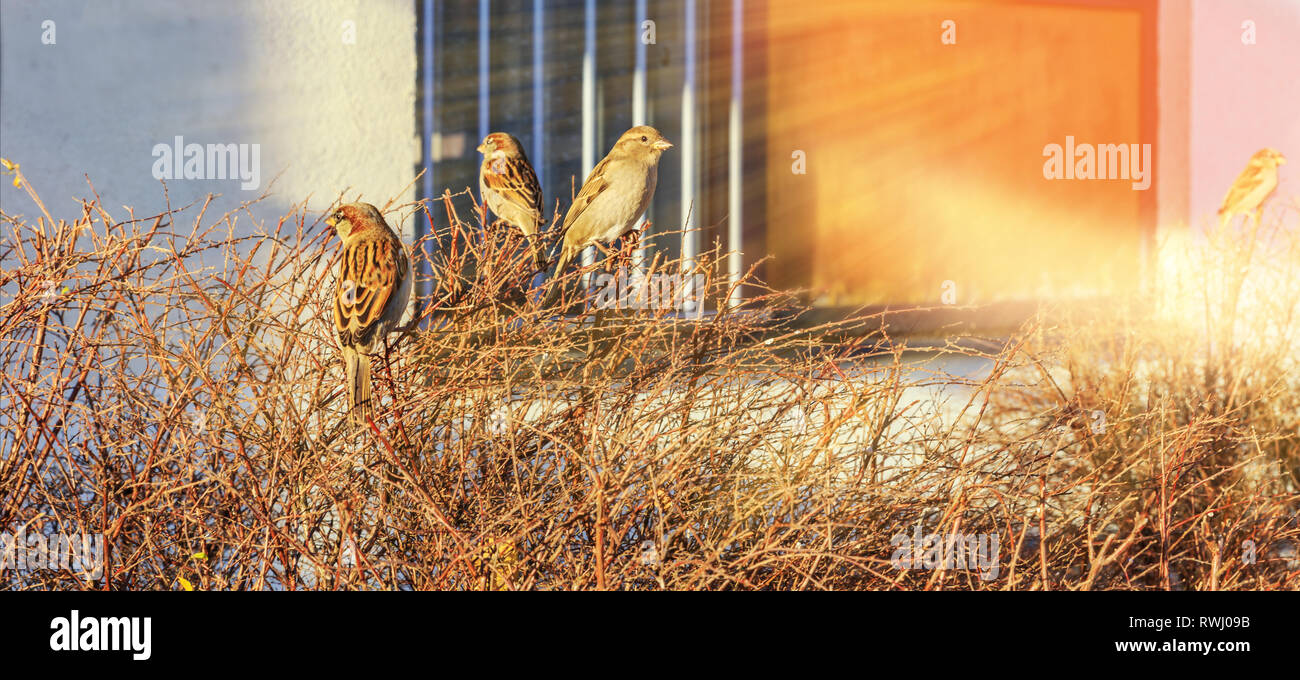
xmin=1188 ymin=0 xmax=1300 ymax=227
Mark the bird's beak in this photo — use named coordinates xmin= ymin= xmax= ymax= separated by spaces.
xmin=476 ymin=143 xmax=488 ymax=154
xmin=653 ymin=139 xmax=674 ymax=151
xmin=1278 ymin=155 xmax=1287 ymax=165
xmin=325 ymin=215 xmax=336 ymax=229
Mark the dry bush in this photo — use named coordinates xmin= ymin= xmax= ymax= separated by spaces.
xmin=1 ymin=167 xmax=1296 ymax=590
xmin=972 ymin=211 xmax=1300 ymax=590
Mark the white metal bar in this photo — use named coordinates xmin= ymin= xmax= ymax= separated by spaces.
xmin=422 ymin=0 xmax=438 ymax=317
xmin=633 ymin=0 xmax=648 ymax=126
xmin=581 ymin=0 xmax=596 ymax=272
xmin=478 ymin=0 xmax=490 ymax=143
xmin=423 ymin=0 xmax=436 ymax=209
xmin=582 ymin=0 xmax=596 ymax=176
xmin=681 ymin=0 xmax=698 ymax=311
xmin=632 ymin=0 xmax=649 ymax=272
xmin=532 ymin=0 xmax=545 ymax=184
xmin=728 ymin=0 xmax=744 ymax=307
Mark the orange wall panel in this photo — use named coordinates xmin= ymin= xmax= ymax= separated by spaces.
xmin=761 ymin=0 xmax=1151 ymax=305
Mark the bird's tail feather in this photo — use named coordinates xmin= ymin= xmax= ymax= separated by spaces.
xmin=529 ymin=237 xmax=548 ymax=272
xmin=345 ymin=349 xmax=373 ymax=430
xmin=540 ymin=245 xmax=575 ymax=310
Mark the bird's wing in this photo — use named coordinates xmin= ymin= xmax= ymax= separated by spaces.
xmin=559 ymin=155 xmax=614 ymax=238
xmin=483 ymin=158 xmax=543 ymax=217
xmin=1219 ymin=165 xmax=1266 ymax=214
xmin=334 ymin=233 xmax=408 ymax=349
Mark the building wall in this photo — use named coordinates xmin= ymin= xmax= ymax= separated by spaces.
xmin=3 ymin=0 xmax=1295 ymax=304
xmin=0 ymin=0 xmax=419 ymax=236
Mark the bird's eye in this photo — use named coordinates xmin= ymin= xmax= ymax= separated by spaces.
xmin=641 ymin=136 xmax=648 ymax=143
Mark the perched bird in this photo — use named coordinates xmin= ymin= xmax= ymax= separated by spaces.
xmin=544 ymin=125 xmax=673 ymax=305
xmin=478 ymin=132 xmax=548 ymax=271
xmin=1219 ymin=148 xmax=1286 ymax=227
xmin=329 ymin=203 xmax=412 ymax=429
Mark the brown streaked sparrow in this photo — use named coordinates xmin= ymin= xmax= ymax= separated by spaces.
xmin=478 ymin=132 xmax=548 ymax=271
xmin=543 ymin=125 xmax=672 ymax=306
xmin=1219 ymin=148 xmax=1286 ymax=227
xmin=329 ymin=202 xmax=412 ymax=429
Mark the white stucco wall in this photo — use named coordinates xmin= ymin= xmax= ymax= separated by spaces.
xmin=0 ymin=0 xmax=418 ymax=236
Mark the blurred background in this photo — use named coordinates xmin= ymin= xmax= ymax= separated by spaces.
xmin=2 ymin=0 xmax=1297 ymax=309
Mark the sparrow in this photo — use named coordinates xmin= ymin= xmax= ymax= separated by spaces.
xmin=329 ymin=202 xmax=412 ymax=430
xmin=1219 ymin=148 xmax=1286 ymax=227
xmin=543 ymin=125 xmax=673 ymax=306
xmin=478 ymin=132 xmax=548 ymax=271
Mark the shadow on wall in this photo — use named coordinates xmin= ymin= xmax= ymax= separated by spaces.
xmin=0 ymin=0 xmax=417 ymax=235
